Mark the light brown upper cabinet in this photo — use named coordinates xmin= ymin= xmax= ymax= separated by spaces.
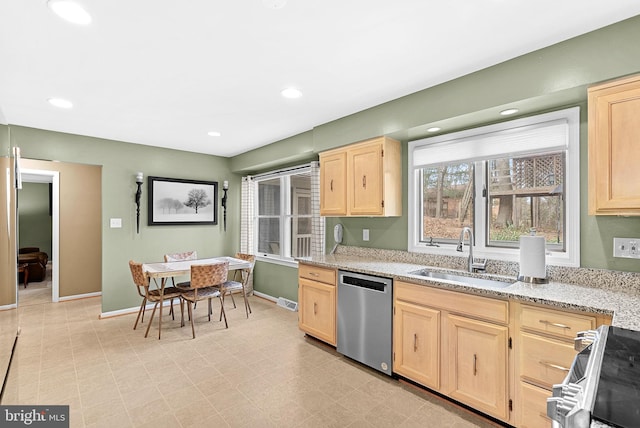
xmin=588 ymin=74 xmax=640 ymax=215
xmin=319 ymin=136 xmax=401 ymax=217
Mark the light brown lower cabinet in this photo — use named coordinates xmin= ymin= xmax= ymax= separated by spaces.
xmin=298 ymin=264 xmax=336 ymax=346
xmin=393 ymin=281 xmax=511 ymax=423
xmin=520 ymin=382 xmax=554 ymax=428
xmin=513 ymin=303 xmax=611 ymax=427
xmin=393 ymin=300 xmax=440 ymax=390
xmin=446 ymin=314 xmax=509 ymax=420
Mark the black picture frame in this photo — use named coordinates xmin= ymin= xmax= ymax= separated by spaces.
xmin=148 ymin=176 xmax=218 ymax=226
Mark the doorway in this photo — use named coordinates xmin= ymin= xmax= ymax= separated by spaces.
xmin=17 ymin=169 xmax=59 ymax=304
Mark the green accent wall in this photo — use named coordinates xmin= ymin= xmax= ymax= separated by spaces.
xmin=18 ymin=182 xmax=52 ymax=257
xmin=6 ymin=125 xmax=242 ymax=312
xmin=253 ymin=261 xmax=299 ymax=303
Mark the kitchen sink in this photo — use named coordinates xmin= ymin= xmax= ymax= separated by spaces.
xmin=408 ymin=269 xmax=515 ymax=289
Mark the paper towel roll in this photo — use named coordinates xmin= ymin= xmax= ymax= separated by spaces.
xmin=519 ymin=235 xmax=546 ymax=280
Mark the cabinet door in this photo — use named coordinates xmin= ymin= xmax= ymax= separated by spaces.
xmin=393 ymin=300 xmax=440 ymax=390
xmin=348 ymin=143 xmax=383 ymax=216
xmin=447 ymin=314 xmax=509 ymax=420
xmin=589 ymin=75 xmax=640 ymax=214
xmin=320 ymin=151 xmax=347 ymax=216
xmin=298 ymin=278 xmax=336 ymax=345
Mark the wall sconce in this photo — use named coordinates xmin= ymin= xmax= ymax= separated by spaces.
xmin=135 ymin=172 xmax=143 ymax=234
xmin=221 ymin=180 xmax=228 ymax=231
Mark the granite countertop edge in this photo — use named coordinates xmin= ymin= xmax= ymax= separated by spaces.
xmin=299 ymin=254 xmax=639 ymax=331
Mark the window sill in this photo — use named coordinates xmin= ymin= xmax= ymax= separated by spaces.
xmin=255 ymin=255 xmax=299 ymax=269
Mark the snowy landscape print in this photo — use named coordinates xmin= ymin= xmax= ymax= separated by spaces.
xmin=148 ymin=177 xmax=217 ymax=225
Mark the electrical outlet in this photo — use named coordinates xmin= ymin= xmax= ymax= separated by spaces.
xmin=363 ymin=229 xmax=370 ymax=241
xmin=613 ymin=237 xmax=640 ymax=259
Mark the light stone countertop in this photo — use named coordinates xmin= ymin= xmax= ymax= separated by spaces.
xmin=300 ymin=252 xmax=640 ymax=331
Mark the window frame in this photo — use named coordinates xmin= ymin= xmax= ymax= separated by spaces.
xmin=408 ymin=107 xmax=580 ymax=267
xmin=253 ymin=166 xmax=312 ymax=267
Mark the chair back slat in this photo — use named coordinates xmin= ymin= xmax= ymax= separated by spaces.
xmin=190 ymin=262 xmax=228 ymax=288
xmin=129 ymin=260 xmax=148 ymax=288
xmin=164 ymin=250 xmax=198 ymax=262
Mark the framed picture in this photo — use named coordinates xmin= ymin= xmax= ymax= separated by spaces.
xmin=148 ymin=176 xmax=218 ymax=225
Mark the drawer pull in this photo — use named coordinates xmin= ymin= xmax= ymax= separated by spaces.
xmin=473 ymin=353 xmax=477 ymax=376
xmin=308 ymin=272 xmax=320 ymax=277
xmin=540 ymin=360 xmax=570 ymax=372
xmin=313 ymin=302 xmax=317 ymax=315
xmin=539 ymin=320 xmax=571 ymax=330
xmin=413 ymin=333 xmax=418 ymax=352
xmin=330 ymin=179 xmax=333 ymax=192
xmin=362 ymin=175 xmax=366 ymax=188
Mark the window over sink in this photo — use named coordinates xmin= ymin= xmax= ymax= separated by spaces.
xmin=408 ymin=107 xmax=580 ymax=267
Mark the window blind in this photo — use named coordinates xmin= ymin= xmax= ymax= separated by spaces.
xmin=411 ymin=114 xmax=574 ymax=168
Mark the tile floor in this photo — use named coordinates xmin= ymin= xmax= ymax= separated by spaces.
xmin=3 ymin=279 xmax=503 ymax=428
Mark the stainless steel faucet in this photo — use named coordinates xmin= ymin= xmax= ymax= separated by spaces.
xmin=457 ymin=226 xmax=486 ymax=273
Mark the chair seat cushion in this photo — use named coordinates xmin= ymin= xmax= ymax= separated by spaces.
xmin=181 ymin=286 xmax=221 ymax=302
xmin=148 ymin=286 xmax=183 ymax=300
xmin=218 ymin=280 xmax=243 ymax=292
xmin=176 ymin=281 xmax=191 ymax=289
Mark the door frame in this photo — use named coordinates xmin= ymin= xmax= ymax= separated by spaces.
xmin=20 ymin=169 xmax=59 ymax=303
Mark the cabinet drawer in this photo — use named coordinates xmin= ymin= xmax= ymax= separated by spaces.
xmin=520 ymin=382 xmax=553 ymax=428
xmin=520 ymin=305 xmax=595 ymax=339
xmin=299 ymin=264 xmax=336 ymax=285
xmin=520 ymin=332 xmax=575 ymax=388
xmin=396 ymin=281 xmax=508 ymax=325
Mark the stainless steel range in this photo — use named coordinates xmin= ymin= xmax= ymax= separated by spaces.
xmin=547 ymin=325 xmax=640 ymax=427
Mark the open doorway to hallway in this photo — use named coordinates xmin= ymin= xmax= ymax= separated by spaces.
xmin=17 ymin=170 xmax=59 ymax=305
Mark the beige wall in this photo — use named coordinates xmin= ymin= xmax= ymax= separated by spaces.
xmin=21 ymin=159 xmax=102 ymax=297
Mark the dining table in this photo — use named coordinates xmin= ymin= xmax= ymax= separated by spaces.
xmin=142 ymin=256 xmax=252 ymax=338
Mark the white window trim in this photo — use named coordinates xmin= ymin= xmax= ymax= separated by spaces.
xmin=408 ymin=107 xmax=580 ymax=267
xmin=251 ymin=164 xmax=324 ymax=268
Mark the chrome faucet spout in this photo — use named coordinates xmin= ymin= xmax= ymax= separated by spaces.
xmin=458 ymin=226 xmax=485 ymax=273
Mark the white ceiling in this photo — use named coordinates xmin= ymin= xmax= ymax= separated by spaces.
xmin=1 ymin=1 xmax=640 ymax=158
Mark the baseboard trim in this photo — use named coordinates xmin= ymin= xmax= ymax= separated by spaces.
xmin=59 ymin=291 xmax=101 ymax=302
xmin=252 ymin=290 xmax=278 ymax=303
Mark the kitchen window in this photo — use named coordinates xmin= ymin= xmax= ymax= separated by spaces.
xmin=241 ymin=162 xmax=324 ymax=267
xmin=408 ymin=107 xmax=580 ymax=266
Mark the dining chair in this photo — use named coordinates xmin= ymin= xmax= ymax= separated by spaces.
xmin=164 ymin=250 xmax=198 ymax=286
xmin=181 ymin=262 xmax=229 ymax=339
xmin=219 ymin=252 xmax=255 ymax=318
xmin=129 ymin=260 xmax=183 ymax=339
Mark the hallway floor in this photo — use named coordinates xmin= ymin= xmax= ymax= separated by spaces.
xmin=2 ymin=294 xmax=502 ymax=428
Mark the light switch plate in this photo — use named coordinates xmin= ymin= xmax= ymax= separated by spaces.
xmin=613 ymin=237 xmax=640 ymax=259
xmin=363 ymin=229 xmax=370 ymax=241
xmin=110 ymin=218 xmax=122 ymax=228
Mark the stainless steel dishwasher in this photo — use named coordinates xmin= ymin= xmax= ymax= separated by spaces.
xmin=337 ymin=270 xmax=393 ymax=376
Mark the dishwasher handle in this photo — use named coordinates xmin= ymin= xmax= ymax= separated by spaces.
xmin=339 ymin=272 xmax=391 ymax=293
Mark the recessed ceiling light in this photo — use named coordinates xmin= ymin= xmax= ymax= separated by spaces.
xmin=262 ymin=0 xmax=287 ymax=9
xmin=427 ymin=127 xmax=441 ymax=133
xmin=500 ymin=108 xmax=519 ymax=116
xmin=48 ymin=98 xmax=73 ymax=109
xmin=47 ymin=1 xmax=92 ymax=25
xmin=207 ymin=131 xmax=221 ymax=137
xmin=281 ymin=87 xmax=302 ymax=99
